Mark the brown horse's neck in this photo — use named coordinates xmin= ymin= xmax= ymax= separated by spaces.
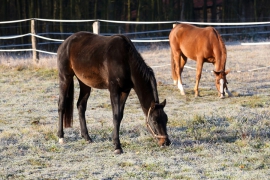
xmin=132 ymin=76 xmax=159 ymax=116
xmin=134 ymin=83 xmax=158 ymax=115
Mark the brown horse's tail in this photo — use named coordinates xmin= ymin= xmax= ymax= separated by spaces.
xmin=63 ymin=78 xmax=74 ymax=128
xmin=170 ymin=48 xmax=177 ymax=81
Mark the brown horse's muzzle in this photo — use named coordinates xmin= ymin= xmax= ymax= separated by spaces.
xmin=146 ymin=124 xmax=171 ymax=147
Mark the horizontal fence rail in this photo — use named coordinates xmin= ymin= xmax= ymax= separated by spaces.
xmin=1 ymin=18 xmax=270 ymax=63
xmin=3 ymin=18 xmax=268 ymax=25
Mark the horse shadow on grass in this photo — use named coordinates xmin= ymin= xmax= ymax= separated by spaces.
xmin=167 ymin=126 xmax=240 ymax=149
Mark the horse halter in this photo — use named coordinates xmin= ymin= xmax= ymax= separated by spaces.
xmin=146 ymin=106 xmax=168 ymax=139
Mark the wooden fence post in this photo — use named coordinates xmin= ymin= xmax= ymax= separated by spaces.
xmin=92 ymin=21 xmax=100 ymax=34
xmin=31 ymin=19 xmax=39 ymax=63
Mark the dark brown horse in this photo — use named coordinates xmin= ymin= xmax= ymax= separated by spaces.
xmin=57 ymin=32 xmax=170 ymax=154
xmin=169 ymin=23 xmax=231 ymax=98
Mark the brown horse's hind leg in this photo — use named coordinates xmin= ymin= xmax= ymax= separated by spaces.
xmin=58 ymin=74 xmax=74 ymax=144
xmin=77 ymin=79 xmax=92 ymax=143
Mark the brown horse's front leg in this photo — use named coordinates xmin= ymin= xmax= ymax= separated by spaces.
xmin=113 ymin=90 xmax=130 ymax=154
xmin=110 ymin=88 xmax=124 ymax=154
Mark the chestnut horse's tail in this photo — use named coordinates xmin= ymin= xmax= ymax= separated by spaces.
xmin=170 ymin=48 xmax=177 ymax=80
xmin=63 ymin=76 xmax=74 ymax=128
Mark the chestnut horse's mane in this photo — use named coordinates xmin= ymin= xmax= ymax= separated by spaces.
xmin=212 ymin=28 xmax=227 ymax=70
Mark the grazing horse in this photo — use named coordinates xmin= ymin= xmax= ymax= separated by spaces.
xmin=57 ymin=32 xmax=170 ymax=154
xmin=169 ymin=23 xmax=231 ymax=98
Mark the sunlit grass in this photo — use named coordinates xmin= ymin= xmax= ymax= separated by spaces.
xmin=0 ymin=45 xmax=270 ymax=179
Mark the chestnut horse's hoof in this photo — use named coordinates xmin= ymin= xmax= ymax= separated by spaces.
xmin=114 ymin=149 xmax=123 ymax=154
xmin=220 ymin=95 xmax=225 ymax=99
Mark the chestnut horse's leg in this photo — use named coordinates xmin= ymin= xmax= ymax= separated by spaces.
xmin=109 ymin=86 xmax=130 ymax=154
xmin=179 ymin=54 xmax=187 ymax=94
xmin=77 ymin=79 xmax=92 ymax=143
xmin=194 ymin=58 xmax=204 ymax=97
xmin=172 ymin=49 xmax=187 ymax=95
xmin=170 ymin=49 xmax=178 ymax=86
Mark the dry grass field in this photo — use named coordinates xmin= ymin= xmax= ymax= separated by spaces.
xmin=0 ymin=44 xmax=270 ymax=179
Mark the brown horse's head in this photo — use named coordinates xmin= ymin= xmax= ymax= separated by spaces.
xmin=146 ymin=99 xmax=171 ymax=147
xmin=214 ymin=70 xmax=230 ymax=99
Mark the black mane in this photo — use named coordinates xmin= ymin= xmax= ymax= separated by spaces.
xmin=118 ymin=35 xmax=155 ymax=82
xmin=118 ymin=35 xmax=159 ymax=103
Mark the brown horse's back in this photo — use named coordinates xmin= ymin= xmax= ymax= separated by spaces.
xmin=57 ymin=32 xmax=131 ymax=89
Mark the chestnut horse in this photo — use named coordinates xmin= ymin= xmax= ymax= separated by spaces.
xmin=169 ymin=23 xmax=231 ymax=98
xmin=57 ymin=32 xmax=170 ymax=154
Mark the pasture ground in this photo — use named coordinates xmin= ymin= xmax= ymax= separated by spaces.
xmin=0 ymin=44 xmax=270 ymax=179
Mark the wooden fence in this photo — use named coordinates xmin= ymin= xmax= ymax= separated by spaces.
xmin=1 ymin=18 xmax=270 ymax=63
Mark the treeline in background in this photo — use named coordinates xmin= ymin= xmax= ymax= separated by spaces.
xmin=2 ymin=0 xmax=270 ymax=22
xmin=1 ymin=0 xmax=270 ymax=51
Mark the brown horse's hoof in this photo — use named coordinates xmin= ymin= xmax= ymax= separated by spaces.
xmin=114 ymin=149 xmax=123 ymax=154
xmin=86 ymin=139 xmax=93 ymax=143
xmin=82 ymin=135 xmax=93 ymax=143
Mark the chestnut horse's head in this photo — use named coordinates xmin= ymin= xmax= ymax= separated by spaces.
xmin=214 ymin=70 xmax=230 ymax=99
xmin=146 ymin=99 xmax=171 ymax=147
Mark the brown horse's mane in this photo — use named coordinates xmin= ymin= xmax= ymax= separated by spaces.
xmin=120 ymin=35 xmax=155 ymax=81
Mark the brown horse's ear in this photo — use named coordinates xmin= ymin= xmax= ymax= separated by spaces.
xmin=160 ymin=99 xmax=166 ymax=107
xmin=225 ymin=69 xmax=230 ymax=75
